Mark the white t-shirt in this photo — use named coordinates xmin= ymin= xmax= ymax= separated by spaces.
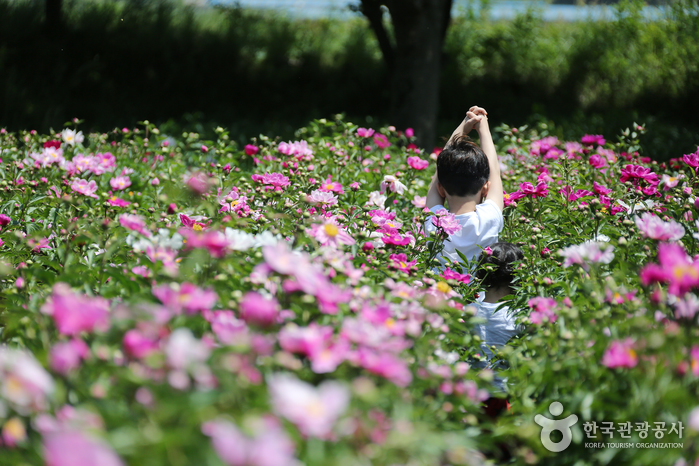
xmin=424 ymin=200 xmax=503 ymax=269
xmin=470 ymin=294 xmax=519 ymax=392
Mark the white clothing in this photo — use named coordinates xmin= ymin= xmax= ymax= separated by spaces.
xmin=424 ymin=200 xmax=503 ymax=269
xmin=470 ymin=294 xmax=519 ymax=392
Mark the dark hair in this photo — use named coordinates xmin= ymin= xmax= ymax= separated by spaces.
xmin=476 ymin=242 xmax=524 ymax=289
xmin=437 ymin=135 xmax=490 ymax=197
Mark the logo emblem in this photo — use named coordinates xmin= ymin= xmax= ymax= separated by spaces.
xmin=534 ymin=402 xmax=578 ymax=452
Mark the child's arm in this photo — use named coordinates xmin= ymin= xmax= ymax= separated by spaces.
xmin=446 ymin=106 xmax=485 ymax=147
xmin=476 ymin=116 xmax=505 ymax=211
xmin=426 ymin=172 xmax=444 ymax=210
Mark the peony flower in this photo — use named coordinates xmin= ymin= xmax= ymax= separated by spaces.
xmin=307 ymin=190 xmax=338 ymax=206
xmin=277 ymin=140 xmax=313 ymax=160
xmin=503 ymin=190 xmax=525 ymax=206
xmin=2 ymin=417 xmax=27 ymax=447
xmin=152 ymin=282 xmax=218 ymax=315
xmin=640 ymin=242 xmax=699 ymax=296
xmin=661 ymin=174 xmax=684 ymax=190
xmin=581 ymin=134 xmax=605 ymax=146
xmin=528 ymin=297 xmax=557 ymax=324
xmin=357 ymin=127 xmax=375 ymax=138
xmin=0 ymin=347 xmax=55 ymax=412
xmin=70 ymin=179 xmax=99 ymax=199
xmin=107 ymin=196 xmax=130 ymax=207
xmin=109 ymin=176 xmax=131 ymax=191
xmin=430 ymin=209 xmax=461 ymax=235
xmin=43 ymin=430 xmax=124 ymax=466
xmin=407 ymin=156 xmax=429 ymax=170
xmin=49 ymin=339 xmax=90 ymax=375
xmin=119 ymin=214 xmax=151 ymax=237
xmin=123 ymin=329 xmax=160 ymax=359
xmin=251 ymin=172 xmax=291 ymax=192
xmin=309 ymin=220 xmax=355 ymax=247
xmin=411 ymin=195 xmax=426 ymax=208
xmin=41 ymin=283 xmax=110 ymax=336
xmin=239 ymin=292 xmax=280 ymax=327
xmin=519 ymin=181 xmax=548 ymax=198
xmin=367 ymin=190 xmax=387 ymax=207
xmin=634 ymin=213 xmax=685 ymax=241
xmin=619 ymin=164 xmax=659 ymax=186
xmin=318 ymin=176 xmax=344 ymax=194
xmin=179 ymin=228 xmax=230 ymax=258
xmin=374 ymin=134 xmax=391 ymax=149
xmin=165 ymin=328 xmax=211 ymax=371
xmin=244 ymin=144 xmax=259 ymax=156
xmin=61 ymin=128 xmax=84 ymax=146
xmin=601 ymin=339 xmax=637 ymax=369
xmin=389 ymin=253 xmax=416 ymax=274
xmin=559 ymin=241 xmax=614 ymax=270
xmin=380 ymin=175 xmax=407 ymax=195
xmin=267 ymin=373 xmax=350 ymax=438
xmin=682 ymin=147 xmax=699 ymax=168
xmin=202 ymin=417 xmax=297 ymax=466
xmin=356 ymin=348 xmax=412 ymax=387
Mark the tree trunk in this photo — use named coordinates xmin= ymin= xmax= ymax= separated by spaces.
xmin=45 ymin=0 xmax=62 ymax=29
xmin=360 ymin=0 xmax=453 ymax=148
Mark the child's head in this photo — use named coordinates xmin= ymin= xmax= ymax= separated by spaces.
xmin=476 ymin=242 xmax=524 ymax=289
xmin=437 ymin=136 xmax=490 ymax=199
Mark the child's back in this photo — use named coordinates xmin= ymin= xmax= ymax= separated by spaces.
xmin=425 ymin=106 xmax=504 ymax=267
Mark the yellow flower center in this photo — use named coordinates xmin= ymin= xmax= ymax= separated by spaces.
xmin=324 ymin=224 xmax=339 ymax=237
xmin=385 ymin=318 xmax=395 ymax=328
xmin=192 ymin=224 xmax=203 ymax=232
xmin=400 ymin=262 xmax=408 ymax=268
xmin=673 ymin=265 xmax=699 ymax=280
xmin=628 ymin=349 xmax=637 ymax=359
xmin=3 ymin=418 xmax=26 ymax=441
xmin=436 ymin=281 xmax=452 ymax=293
xmin=325 ymin=184 xmax=334 ymax=190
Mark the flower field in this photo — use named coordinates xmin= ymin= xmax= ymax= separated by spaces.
xmin=0 ymin=117 xmax=698 ymax=465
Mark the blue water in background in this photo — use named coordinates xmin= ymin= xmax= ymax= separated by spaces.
xmin=213 ymin=0 xmax=667 ymax=21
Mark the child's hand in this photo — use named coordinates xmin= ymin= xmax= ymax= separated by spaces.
xmin=462 ymin=106 xmax=488 ymax=132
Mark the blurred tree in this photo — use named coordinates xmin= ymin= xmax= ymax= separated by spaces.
xmin=355 ymin=0 xmax=453 ymax=147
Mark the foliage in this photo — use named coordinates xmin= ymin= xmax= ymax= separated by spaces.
xmin=0 ymin=114 xmax=697 ymax=465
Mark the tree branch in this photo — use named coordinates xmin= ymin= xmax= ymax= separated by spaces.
xmin=358 ymin=0 xmax=395 ymax=70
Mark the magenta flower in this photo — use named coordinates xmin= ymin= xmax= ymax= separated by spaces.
xmin=109 ymin=176 xmax=131 ymax=191
xmin=528 ymin=297 xmax=557 ymax=324
xmin=43 ymin=430 xmax=125 ymax=466
xmin=277 ymin=140 xmax=313 ymax=159
xmin=278 ymin=323 xmax=333 ymax=357
xmin=318 ymin=176 xmax=344 ymax=194
xmin=251 ymin=172 xmax=291 ymax=192
xmin=380 ymin=231 xmax=413 ymax=246
xmin=357 ymin=127 xmax=375 ymax=138
xmin=389 ymin=253 xmax=416 ymax=274
xmin=152 ymin=282 xmax=218 ymax=315
xmin=593 ymin=182 xmax=613 ymax=195
xmin=179 ymin=228 xmax=230 ymax=258
xmin=41 ymin=283 xmax=110 ymax=336
xmin=441 ymin=268 xmax=471 ymax=284
xmin=640 ymin=242 xmax=699 ymax=296
xmin=519 ymin=181 xmax=549 ymax=198
xmin=239 ymin=291 xmax=280 ymax=327
xmin=0 ymin=213 xmax=10 ymax=227
xmin=244 ymin=144 xmax=259 ymax=156
xmin=634 ymin=213 xmax=685 ymax=241
xmin=601 ymin=338 xmax=638 ymax=369
xmin=559 ymin=186 xmax=594 ymax=202
xmin=70 ymin=178 xmax=99 ymax=199
xmin=431 ymin=209 xmax=461 ymax=235
xmin=49 ymin=339 xmax=90 ymax=375
xmin=619 ymin=164 xmax=659 ymax=186
xmin=118 ymin=214 xmax=151 ymax=237
xmin=309 ymin=220 xmax=355 ymax=247
xmin=581 ymin=134 xmax=606 ymax=146
xmin=267 ymin=373 xmax=350 ymax=438
xmin=407 ymin=156 xmax=429 ymax=170
xmin=107 ymin=196 xmax=130 ymax=207
xmin=374 ymin=134 xmax=391 ymax=149
xmin=186 ymin=172 xmax=211 ymax=195
xmin=202 ymin=417 xmax=297 ymax=466
xmin=503 ymin=190 xmax=525 ymax=206
xmin=356 ymin=348 xmax=413 ymax=387
xmin=682 ymin=147 xmax=699 ymax=168
xmin=123 ymin=329 xmax=160 ymax=359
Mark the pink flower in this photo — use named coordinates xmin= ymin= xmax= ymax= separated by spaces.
xmin=374 ymin=134 xmax=391 ymax=149
xmin=405 ymin=127 xmax=414 ymax=138
xmin=349 ymin=181 xmax=360 ymax=191
xmin=307 ymin=190 xmax=338 ymax=205
xmin=682 ymin=148 xmax=699 ymax=168
xmin=431 ymin=209 xmax=461 ymax=235
xmin=309 ymin=220 xmax=355 ymax=247
xmin=503 ymin=190 xmax=525 ymax=206
xmin=123 ymin=329 xmax=160 ymax=359
xmin=239 ymin=292 xmax=280 ymax=327
xmin=601 ymin=338 xmax=637 ymax=368
xmin=244 ymin=144 xmax=259 ymax=156
xmin=107 ymin=196 xmax=130 ymax=207
xmin=357 ymin=127 xmax=375 ymax=138
xmin=660 ymin=174 xmax=683 ymax=190
xmin=179 ymin=213 xmax=208 ymax=230
xmin=278 ymin=140 xmax=313 ymax=160
xmin=43 ymin=430 xmax=125 ymax=466
xmin=152 ymin=282 xmax=217 ymax=315
xmin=165 ymin=328 xmax=211 ymax=372
xmin=619 ymin=164 xmax=659 ymax=186
xmin=581 ymin=134 xmax=606 ymax=146
xmin=41 ymin=283 xmax=110 ymax=336
xmin=559 ymin=186 xmax=594 ymax=202
xmin=634 ymin=213 xmax=685 ymax=241
xmin=528 ymin=297 xmax=557 ymax=324
xmin=640 ymin=242 xmax=699 ymax=296
xmin=593 ymin=182 xmax=613 ymax=195
xmin=411 ymin=195 xmax=426 ymax=208
xmin=441 ymin=268 xmax=471 ymax=283
xmin=2 ymin=417 xmax=27 ymax=447
xmin=202 ymin=417 xmax=297 ymax=466
xmin=0 ymin=347 xmax=54 ymax=412
xmin=109 ymin=176 xmax=131 ymax=191
xmin=0 ymin=214 xmax=10 ymax=227
xmin=179 ymin=228 xmax=230 ymax=258
xmin=118 ymin=214 xmax=151 ymax=237
xmin=186 ymin=172 xmax=211 ymax=195
xmin=674 ymin=294 xmax=699 ymax=320
xmin=267 ymin=373 xmax=350 ymax=438
xmin=691 ymin=346 xmax=699 ymax=376
xmin=318 ymin=176 xmax=344 ymax=194
xmin=50 ymin=339 xmax=90 ymax=375
xmin=519 ymin=181 xmax=549 ymax=198
xmin=70 ymin=179 xmax=98 ymax=199
xmin=251 ymin=173 xmax=291 ymax=191
xmin=356 ymin=348 xmax=412 ymax=387
xmin=389 ymin=253 xmax=416 ymax=274
xmin=559 ymin=242 xmax=614 ymax=270
xmin=380 ymin=175 xmax=407 ymax=194
xmin=407 ymin=156 xmax=429 ymax=170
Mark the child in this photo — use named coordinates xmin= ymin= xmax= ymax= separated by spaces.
xmin=425 ymin=106 xmax=504 ymax=268
xmin=471 ymin=242 xmax=523 ymax=396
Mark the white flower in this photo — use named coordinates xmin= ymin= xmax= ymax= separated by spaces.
xmin=254 ymin=231 xmax=282 ymax=248
xmin=224 ymin=228 xmax=255 ymax=251
xmin=61 ymin=129 xmax=84 ymax=146
xmin=367 ymin=190 xmax=387 ymax=207
xmin=380 ymin=175 xmax=407 ymax=195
